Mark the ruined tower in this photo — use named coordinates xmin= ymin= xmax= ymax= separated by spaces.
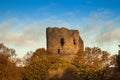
xmin=46 ymin=27 xmax=84 ymax=56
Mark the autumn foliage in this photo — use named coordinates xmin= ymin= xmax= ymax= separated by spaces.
xmin=0 ymin=43 xmax=120 ymax=80
xmin=0 ymin=43 xmax=22 ymax=80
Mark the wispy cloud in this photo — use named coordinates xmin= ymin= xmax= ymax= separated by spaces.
xmin=0 ymin=19 xmax=46 ymax=57
xmin=0 ymin=18 xmax=71 ymax=57
xmin=63 ymin=12 xmax=75 ymax=17
xmin=96 ymin=16 xmax=120 ymax=43
xmin=0 ymin=8 xmax=119 ymax=57
xmin=98 ymin=28 xmax=120 ymax=42
xmin=0 ymin=20 xmax=42 ymax=46
xmin=80 ymin=9 xmax=120 ymax=54
xmin=37 ymin=2 xmax=57 ymax=17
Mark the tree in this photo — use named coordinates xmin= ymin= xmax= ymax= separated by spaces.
xmin=22 ymin=51 xmax=33 ymax=65
xmin=22 ymin=55 xmax=71 ymax=80
xmin=0 ymin=43 xmax=22 ymax=80
xmin=116 ymin=52 xmax=120 ymax=71
xmin=31 ymin=48 xmax=53 ymax=60
xmin=22 ymin=48 xmax=53 ymax=66
xmin=0 ymin=43 xmax=16 ymax=57
xmin=73 ymin=47 xmax=112 ymax=80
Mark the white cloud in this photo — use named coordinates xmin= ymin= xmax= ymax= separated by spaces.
xmin=1 ymin=21 xmax=47 ymax=57
xmin=97 ymin=28 xmax=120 ymax=42
xmin=0 ymin=9 xmax=119 ymax=57
xmin=80 ymin=10 xmax=120 ymax=54
xmin=0 ymin=19 xmax=17 ymax=35
xmin=0 ymin=18 xmax=71 ymax=57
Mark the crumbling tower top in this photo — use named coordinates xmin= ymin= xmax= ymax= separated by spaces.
xmin=46 ymin=27 xmax=84 ymax=56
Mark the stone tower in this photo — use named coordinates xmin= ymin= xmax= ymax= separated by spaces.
xmin=46 ymin=27 xmax=84 ymax=56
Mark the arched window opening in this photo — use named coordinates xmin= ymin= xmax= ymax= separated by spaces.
xmin=60 ymin=38 xmax=64 ymax=47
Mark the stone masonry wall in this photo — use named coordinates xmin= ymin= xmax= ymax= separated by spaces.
xmin=46 ymin=27 xmax=84 ymax=56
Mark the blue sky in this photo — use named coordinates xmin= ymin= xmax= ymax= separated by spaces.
xmin=0 ymin=0 xmax=120 ymax=57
